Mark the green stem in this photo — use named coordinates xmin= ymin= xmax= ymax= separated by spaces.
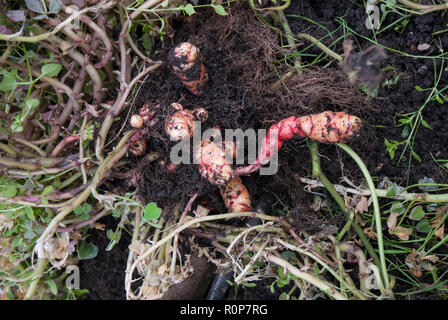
xmin=276 ymin=10 xmax=303 ymax=73
xmin=309 ymin=141 xmax=382 ymax=274
xmin=23 ymin=259 xmax=48 ymax=300
xmin=297 ymin=33 xmax=343 ymax=61
xmin=336 ymin=143 xmax=391 ymax=293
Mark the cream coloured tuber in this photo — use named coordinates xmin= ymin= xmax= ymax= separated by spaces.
xmin=220 ymin=176 xmax=252 ymax=212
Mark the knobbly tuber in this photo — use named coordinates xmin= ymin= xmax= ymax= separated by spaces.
xmin=165 ymin=103 xmax=208 ymax=141
xmin=235 ymin=111 xmax=362 ymax=175
xmin=170 ymin=42 xmax=209 ymax=96
xmin=220 ymin=176 xmax=252 ymax=213
xmin=130 ymin=114 xmax=144 ymax=128
xmin=129 ymin=139 xmax=146 ymax=156
xmin=128 ymin=103 xmax=160 ymax=155
xmin=195 ymin=140 xmax=233 ymax=186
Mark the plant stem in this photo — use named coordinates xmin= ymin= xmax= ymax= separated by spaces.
xmin=297 ymin=33 xmax=342 ymax=61
xmin=309 ymin=141 xmax=382 ymax=273
xmin=397 ymin=0 xmax=448 ymax=14
xmin=266 ymin=254 xmax=347 ymax=300
xmin=336 ymin=143 xmax=391 ymax=294
xmin=23 ymin=259 xmax=48 ymax=300
xmin=276 ymin=10 xmax=303 ymax=73
xmin=299 ymin=177 xmax=448 ymax=203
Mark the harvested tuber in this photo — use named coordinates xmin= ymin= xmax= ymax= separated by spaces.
xmin=129 ymin=139 xmax=146 ymax=156
xmin=165 ymin=103 xmax=208 ymax=141
xmin=195 ymin=140 xmax=234 ymax=186
xmin=171 ymin=42 xmax=209 ymax=96
xmin=235 ymin=111 xmax=361 ymax=175
xmin=130 ymin=114 xmax=144 ymax=128
xmin=220 ymin=176 xmax=252 ymax=213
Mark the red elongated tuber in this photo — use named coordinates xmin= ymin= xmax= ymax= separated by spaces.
xmin=295 ymin=111 xmax=362 ymax=143
xmin=235 ymin=111 xmax=361 ymax=175
xmin=195 ymin=140 xmax=234 ymax=186
xmin=171 ymin=42 xmax=209 ymax=95
xmin=220 ymin=176 xmax=252 ymax=213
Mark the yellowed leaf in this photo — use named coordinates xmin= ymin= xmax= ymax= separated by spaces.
xmin=363 ymin=226 xmax=377 ymax=239
xmin=387 ymin=212 xmax=400 ymax=231
xmin=94 ymin=223 xmax=106 ymax=230
xmin=434 ymin=224 xmax=444 ymax=240
xmin=390 ymin=226 xmax=412 ymax=240
xmin=422 ymin=255 xmax=439 ymax=263
xmin=194 ymin=205 xmax=209 ymax=218
xmin=355 ymin=196 xmax=369 ymax=214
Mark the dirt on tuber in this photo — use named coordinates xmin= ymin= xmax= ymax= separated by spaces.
xmin=235 ymin=111 xmax=362 ymax=175
xmin=170 ymin=42 xmax=209 ymax=96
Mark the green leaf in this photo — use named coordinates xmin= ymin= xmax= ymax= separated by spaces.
xmin=418 ymin=177 xmax=438 ymax=191
xmin=414 ymin=85 xmax=424 ymax=92
xmin=25 ymin=98 xmax=40 ymax=111
xmin=412 ymin=151 xmax=421 ymax=163
xmin=24 ymin=206 xmax=34 ymax=220
xmin=241 ymin=281 xmax=256 ymax=288
xmin=25 ymin=0 xmax=46 ymax=14
xmin=42 ymin=185 xmax=54 ymax=196
xmin=184 ymin=4 xmax=196 ymax=16
xmin=41 ymin=63 xmax=62 ymax=77
xmin=421 ymin=119 xmax=432 ymax=130
xmin=48 ymin=0 xmax=62 ymax=14
xmin=77 ymin=242 xmax=99 ymax=260
xmin=74 ymin=205 xmax=83 ymax=215
xmin=143 ymin=202 xmax=161 ymax=220
xmin=0 ymin=69 xmax=18 ymax=91
xmin=212 ymin=4 xmax=228 ymax=16
xmin=279 ymin=292 xmax=289 ymax=300
xmin=409 ymin=206 xmax=425 ymax=221
xmin=0 ymin=185 xmax=18 ymax=197
xmin=45 ymin=279 xmax=58 ymax=295
xmin=416 ymin=219 xmax=432 ymax=234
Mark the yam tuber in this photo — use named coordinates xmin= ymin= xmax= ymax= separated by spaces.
xmin=171 ymin=42 xmax=209 ymax=96
xmin=220 ymin=176 xmax=252 ymax=213
xmin=195 ymin=140 xmax=233 ymax=186
xmin=235 ymin=111 xmax=361 ymax=175
xmin=165 ymin=103 xmax=208 ymax=141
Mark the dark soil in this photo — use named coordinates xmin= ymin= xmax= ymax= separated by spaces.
xmin=81 ymin=0 xmax=448 ymax=300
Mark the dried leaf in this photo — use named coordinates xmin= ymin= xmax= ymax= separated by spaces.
xmin=355 ymin=196 xmax=369 ymax=214
xmin=434 ymin=224 xmax=444 ymax=240
xmin=363 ymin=226 xmax=377 ymax=239
xmin=417 ymin=43 xmax=430 ymax=51
xmin=422 ymin=254 xmax=439 ymax=263
xmin=94 ymin=222 xmax=106 ymax=230
xmin=387 ymin=212 xmax=399 ymax=231
xmin=390 ymin=226 xmax=412 ymax=240
xmin=194 ymin=205 xmax=209 ymax=218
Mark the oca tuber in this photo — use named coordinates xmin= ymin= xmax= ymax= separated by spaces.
xmin=220 ymin=176 xmax=252 ymax=213
xmin=171 ymin=42 xmax=209 ymax=96
xmin=195 ymin=140 xmax=233 ymax=186
xmin=235 ymin=111 xmax=362 ymax=175
xmin=165 ymin=103 xmax=208 ymax=141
